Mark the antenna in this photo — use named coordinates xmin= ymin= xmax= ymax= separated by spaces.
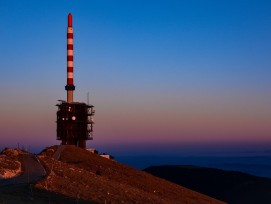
xmin=87 ymin=92 xmax=90 ymax=105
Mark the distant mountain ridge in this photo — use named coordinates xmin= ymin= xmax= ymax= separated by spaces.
xmin=144 ymin=165 xmax=271 ymax=204
xmin=117 ymin=154 xmax=271 ymax=178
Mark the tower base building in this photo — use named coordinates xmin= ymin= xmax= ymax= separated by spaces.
xmin=56 ymin=102 xmax=94 ymax=148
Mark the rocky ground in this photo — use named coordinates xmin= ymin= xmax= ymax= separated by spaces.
xmin=0 ymin=148 xmax=24 ymax=179
xmin=0 ymin=145 xmax=225 ymax=204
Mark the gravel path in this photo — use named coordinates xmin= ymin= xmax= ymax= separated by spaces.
xmin=52 ymin=145 xmax=66 ymax=160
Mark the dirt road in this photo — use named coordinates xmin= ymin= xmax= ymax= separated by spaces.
xmin=0 ymin=153 xmax=46 ymax=187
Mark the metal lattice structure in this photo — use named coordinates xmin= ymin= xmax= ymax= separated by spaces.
xmin=56 ymin=102 xmax=95 ymax=148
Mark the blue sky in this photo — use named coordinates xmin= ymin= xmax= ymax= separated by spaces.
xmin=0 ymin=0 xmax=271 ymax=155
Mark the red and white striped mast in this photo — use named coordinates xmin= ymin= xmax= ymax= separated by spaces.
xmin=65 ymin=13 xmax=75 ymax=103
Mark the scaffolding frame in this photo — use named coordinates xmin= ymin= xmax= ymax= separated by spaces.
xmin=56 ymin=101 xmax=95 ymax=148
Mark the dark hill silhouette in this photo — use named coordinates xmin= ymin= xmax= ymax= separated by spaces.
xmin=144 ymin=165 xmax=271 ymax=204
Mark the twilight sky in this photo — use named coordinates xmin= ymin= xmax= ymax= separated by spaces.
xmin=0 ymin=0 xmax=271 ymax=155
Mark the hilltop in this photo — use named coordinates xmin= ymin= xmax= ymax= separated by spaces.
xmin=0 ymin=145 xmax=224 ymax=204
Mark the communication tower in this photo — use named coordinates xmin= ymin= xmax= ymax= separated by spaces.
xmin=56 ymin=13 xmax=95 ymax=148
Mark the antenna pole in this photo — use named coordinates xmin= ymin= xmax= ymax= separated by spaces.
xmin=87 ymin=92 xmax=90 ymax=105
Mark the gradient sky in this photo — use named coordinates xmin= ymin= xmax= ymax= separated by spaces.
xmin=0 ymin=0 xmax=271 ymax=155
